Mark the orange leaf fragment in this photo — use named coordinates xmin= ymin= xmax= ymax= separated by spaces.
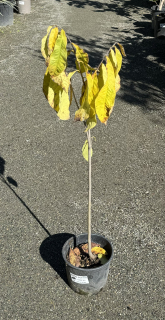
xmin=69 ymin=248 xmax=81 ymax=267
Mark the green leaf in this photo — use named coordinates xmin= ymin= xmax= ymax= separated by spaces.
xmin=48 ymin=29 xmax=67 ymax=77
xmin=98 ymin=253 xmax=109 ymax=265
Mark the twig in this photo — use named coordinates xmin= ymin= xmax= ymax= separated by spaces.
xmin=70 ymin=82 xmax=79 ymax=110
xmin=95 ymin=42 xmax=117 ymax=73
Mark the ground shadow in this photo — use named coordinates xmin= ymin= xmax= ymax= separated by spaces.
xmin=0 ymin=155 xmax=51 ymax=236
xmin=40 ymin=233 xmax=75 ymax=284
xmin=0 ymin=156 xmax=72 ymax=284
xmin=58 ymin=0 xmax=152 ymax=16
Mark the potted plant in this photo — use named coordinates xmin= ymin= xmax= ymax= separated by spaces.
xmin=41 ymin=26 xmax=125 ymax=295
xmin=151 ymin=0 xmax=165 ymax=36
xmin=0 ymin=0 xmax=15 ymax=27
xmin=16 ymin=0 xmax=31 ymax=15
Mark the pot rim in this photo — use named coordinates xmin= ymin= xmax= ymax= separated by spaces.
xmin=62 ymin=233 xmax=113 ymax=271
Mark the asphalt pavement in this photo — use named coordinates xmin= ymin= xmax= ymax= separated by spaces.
xmin=0 ymin=0 xmax=165 ymax=319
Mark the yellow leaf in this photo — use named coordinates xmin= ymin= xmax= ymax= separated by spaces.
xmin=117 ymin=43 xmax=126 ymax=57
xmin=74 ymin=108 xmax=89 ymax=122
xmin=41 ymin=26 xmax=53 ymax=60
xmin=54 ymin=84 xmax=62 ymax=112
xmin=82 ymin=139 xmax=93 ymax=162
xmin=72 ymin=42 xmax=89 ymax=65
xmin=43 ymin=67 xmax=50 ymax=98
xmin=51 ymin=71 xmax=70 ymax=92
xmin=72 ymin=42 xmax=89 ymax=73
xmin=86 ymin=72 xmax=93 ymax=105
xmin=91 ymin=247 xmax=108 ymax=255
xmin=75 ymin=60 xmax=88 ymax=73
xmin=41 ymin=35 xmax=48 ymax=60
xmin=48 ymin=29 xmax=67 ymax=77
xmin=43 ymin=67 xmax=61 ymax=112
xmin=98 ymin=63 xmax=107 ymax=91
xmin=109 ymin=48 xmax=117 ymax=70
xmin=48 ymin=79 xmax=62 ymax=112
xmin=85 ymin=72 xmax=98 ymax=132
xmin=57 ymin=90 xmax=70 ymax=120
xmin=115 ymin=74 xmax=120 ymax=92
xmin=48 ymin=26 xmax=58 ymax=56
xmin=51 ymin=70 xmax=77 ymax=93
xmin=80 ymin=80 xmax=87 ymax=106
xmin=95 ymin=56 xmax=116 ymax=124
xmin=115 ymin=46 xmax=122 ymax=76
xmin=74 ymin=71 xmax=93 ymax=122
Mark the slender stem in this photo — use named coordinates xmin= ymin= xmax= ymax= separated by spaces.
xmin=87 ymin=130 xmax=95 ymax=260
xmin=70 ymin=82 xmax=79 ymax=110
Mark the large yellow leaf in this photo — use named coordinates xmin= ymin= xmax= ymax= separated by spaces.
xmin=80 ymin=81 xmax=87 ymax=106
xmin=72 ymin=42 xmax=89 ymax=65
xmin=41 ymin=35 xmax=48 ymax=60
xmin=57 ymin=90 xmax=70 ymax=120
xmin=43 ymin=67 xmax=50 ymax=98
xmin=41 ymin=26 xmax=53 ymax=60
xmin=43 ymin=67 xmax=61 ymax=112
xmin=86 ymin=72 xmax=93 ymax=105
xmin=72 ymin=43 xmax=89 ymax=73
xmin=48 ymin=29 xmax=67 ymax=77
xmin=51 ymin=71 xmax=70 ymax=92
xmin=95 ymin=56 xmax=116 ymax=124
xmin=51 ymin=70 xmax=77 ymax=93
xmin=115 ymin=74 xmax=120 ymax=92
xmin=85 ymin=72 xmax=99 ymax=132
xmin=48 ymin=26 xmax=58 ymax=56
xmin=48 ymin=80 xmax=62 ymax=112
xmin=82 ymin=139 xmax=93 ymax=162
xmin=115 ymin=47 xmax=122 ymax=76
xmin=109 ymin=48 xmax=117 ymax=70
xmin=98 ymin=63 xmax=107 ymax=91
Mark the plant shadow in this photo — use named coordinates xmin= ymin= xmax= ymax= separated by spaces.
xmin=40 ymin=233 xmax=75 ymax=285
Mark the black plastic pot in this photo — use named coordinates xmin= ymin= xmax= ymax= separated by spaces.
xmin=151 ymin=5 xmax=165 ymax=37
xmin=0 ymin=0 xmax=14 ymax=27
xmin=62 ymin=233 xmax=113 ymax=295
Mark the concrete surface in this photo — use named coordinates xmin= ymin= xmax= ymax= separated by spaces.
xmin=0 ymin=0 xmax=165 ymax=319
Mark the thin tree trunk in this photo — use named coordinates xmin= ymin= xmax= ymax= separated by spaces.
xmin=87 ymin=129 xmax=95 ymax=260
xmin=159 ymin=0 xmax=165 ymax=11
